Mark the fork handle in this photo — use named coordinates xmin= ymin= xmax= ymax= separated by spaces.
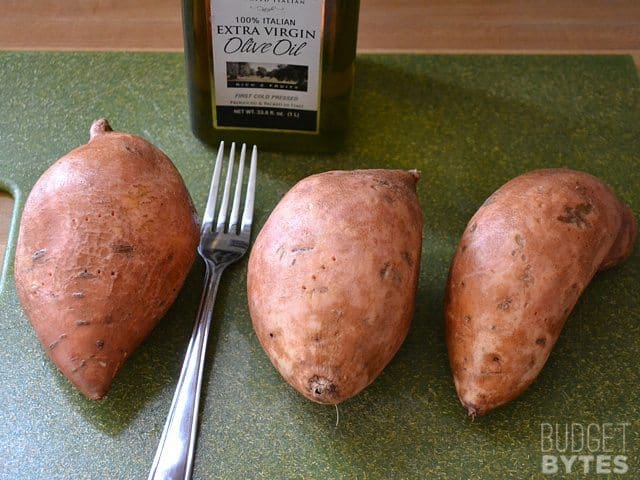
xmin=148 ymin=262 xmax=222 ymax=480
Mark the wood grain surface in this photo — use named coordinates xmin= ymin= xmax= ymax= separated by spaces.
xmin=1 ymin=0 xmax=639 ymax=272
xmin=1 ymin=0 xmax=638 ymax=57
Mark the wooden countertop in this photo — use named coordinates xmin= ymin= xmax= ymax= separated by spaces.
xmin=2 ymin=1 xmax=639 ymax=58
xmin=1 ymin=0 xmax=639 ymax=273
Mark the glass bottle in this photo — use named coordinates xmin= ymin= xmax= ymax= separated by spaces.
xmin=182 ymin=0 xmax=360 ymax=152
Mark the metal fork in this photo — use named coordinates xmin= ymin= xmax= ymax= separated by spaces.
xmin=148 ymin=142 xmax=257 ymax=480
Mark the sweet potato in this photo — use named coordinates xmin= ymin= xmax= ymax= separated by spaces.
xmin=247 ymin=169 xmax=422 ymax=404
xmin=15 ymin=119 xmax=200 ymax=400
xmin=445 ymin=168 xmax=637 ymax=416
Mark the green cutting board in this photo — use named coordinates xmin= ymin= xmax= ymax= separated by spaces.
xmin=0 ymin=52 xmax=638 ymax=479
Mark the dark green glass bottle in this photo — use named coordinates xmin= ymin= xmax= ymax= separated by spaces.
xmin=182 ymin=0 xmax=360 ymax=152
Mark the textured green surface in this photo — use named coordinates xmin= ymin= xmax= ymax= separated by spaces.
xmin=0 ymin=52 xmax=639 ymax=479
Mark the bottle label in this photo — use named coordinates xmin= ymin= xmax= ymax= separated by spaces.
xmin=210 ymin=0 xmax=324 ymax=133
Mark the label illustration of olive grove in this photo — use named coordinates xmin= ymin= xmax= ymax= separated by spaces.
xmin=226 ymin=62 xmax=308 ymax=91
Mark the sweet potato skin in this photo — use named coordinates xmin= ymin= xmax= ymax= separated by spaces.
xmin=15 ymin=120 xmax=200 ymax=400
xmin=247 ymin=169 xmax=422 ymax=404
xmin=445 ymin=169 xmax=637 ymax=416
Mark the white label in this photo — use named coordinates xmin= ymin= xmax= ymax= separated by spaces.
xmin=210 ymin=0 xmax=324 ymax=133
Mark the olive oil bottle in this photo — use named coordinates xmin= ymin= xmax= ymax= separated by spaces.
xmin=182 ymin=0 xmax=360 ymax=152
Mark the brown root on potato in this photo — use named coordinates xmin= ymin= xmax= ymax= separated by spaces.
xmin=308 ymin=375 xmax=339 ymax=403
xmin=247 ymin=169 xmax=423 ymax=404
xmin=89 ymin=118 xmax=113 ymax=140
xmin=15 ymin=119 xmax=200 ymax=400
xmin=445 ymin=168 xmax=637 ymax=416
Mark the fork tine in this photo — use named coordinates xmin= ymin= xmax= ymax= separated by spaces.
xmin=241 ymin=145 xmax=258 ymax=235
xmin=228 ymin=143 xmax=246 ymax=233
xmin=216 ymin=142 xmax=236 ymax=232
xmin=203 ymin=141 xmax=225 ymax=228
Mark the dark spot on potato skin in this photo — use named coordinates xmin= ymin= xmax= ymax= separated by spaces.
xmin=78 ymin=271 xmax=96 ymax=279
xmin=111 ymin=243 xmax=134 ymax=256
xmin=71 ymin=358 xmax=89 ymax=373
xmin=402 ymin=251 xmax=414 ymax=266
xmin=557 ymin=203 xmax=593 ymax=228
xmin=32 ymin=249 xmax=47 ymax=262
xmin=48 ymin=333 xmax=68 ymax=350
xmin=497 ymin=297 xmax=512 ymax=311
xmin=291 ymin=246 xmax=314 ymax=253
xmin=124 ymin=145 xmax=141 ymax=155
xmin=308 ymin=286 xmax=329 ymax=297
xmin=536 ymin=337 xmax=546 ymax=346
xmin=481 ymin=354 xmax=502 ymax=375
xmin=371 ymin=178 xmax=391 ymax=188
xmin=469 ymin=223 xmax=478 ymax=233
xmin=519 ymin=265 xmax=534 ymax=285
xmin=380 ymin=262 xmax=403 ymax=284
xmin=96 ymin=340 xmax=105 ymax=349
xmin=380 ymin=262 xmax=391 ymax=278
